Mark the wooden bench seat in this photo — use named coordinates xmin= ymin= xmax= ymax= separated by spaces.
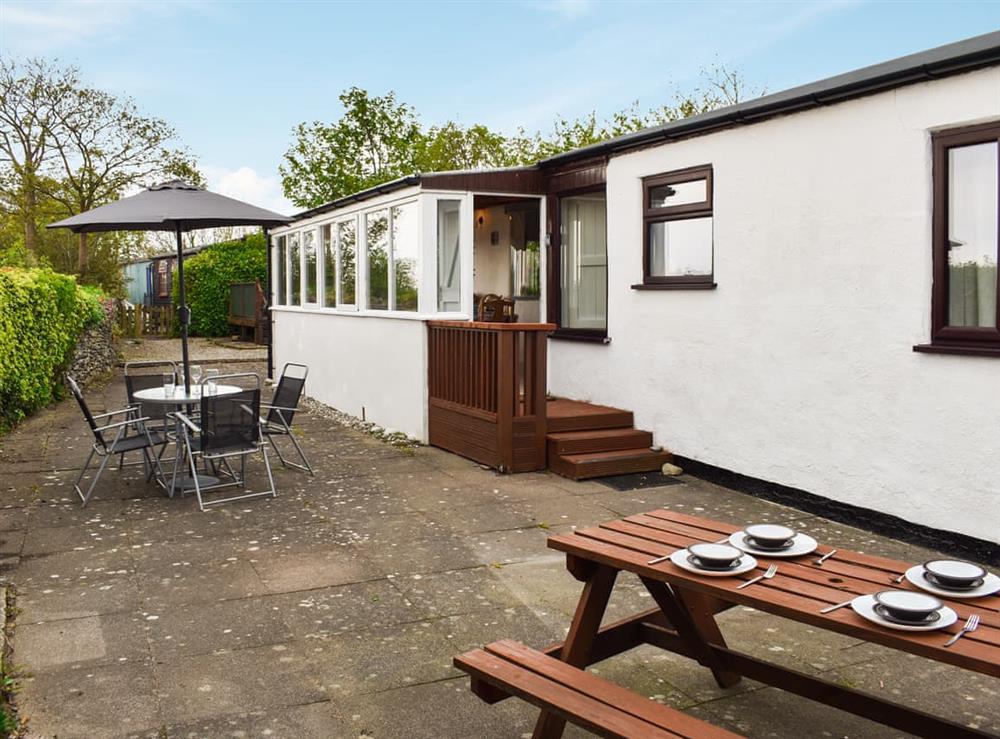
xmin=454 ymin=640 xmax=742 ymax=739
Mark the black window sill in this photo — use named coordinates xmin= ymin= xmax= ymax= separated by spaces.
xmin=913 ymin=343 xmax=1000 ymax=358
xmin=549 ymin=330 xmax=610 ymax=344
xmin=631 ymin=282 xmax=717 ymax=291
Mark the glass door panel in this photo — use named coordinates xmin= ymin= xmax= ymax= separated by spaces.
xmin=560 ymin=194 xmax=607 ymax=331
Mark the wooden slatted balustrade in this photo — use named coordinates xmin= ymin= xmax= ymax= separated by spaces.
xmin=427 ymin=320 xmax=555 ymax=473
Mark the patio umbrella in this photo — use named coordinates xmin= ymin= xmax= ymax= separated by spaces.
xmin=48 ymin=180 xmax=288 ymax=392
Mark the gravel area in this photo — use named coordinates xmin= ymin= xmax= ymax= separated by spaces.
xmin=119 ymin=337 xmax=266 ymax=364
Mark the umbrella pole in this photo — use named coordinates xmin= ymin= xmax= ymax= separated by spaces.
xmin=175 ymin=225 xmax=191 ymax=394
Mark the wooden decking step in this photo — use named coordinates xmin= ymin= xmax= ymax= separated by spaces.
xmin=550 ymin=447 xmax=673 ymax=481
xmin=548 ymin=428 xmax=653 ymax=456
xmin=546 ymin=398 xmax=633 ymax=433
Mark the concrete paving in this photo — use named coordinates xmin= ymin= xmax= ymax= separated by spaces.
xmin=0 ymin=361 xmax=997 ymax=738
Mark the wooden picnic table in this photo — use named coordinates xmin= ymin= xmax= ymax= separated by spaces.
xmin=533 ymin=509 xmax=999 ymax=739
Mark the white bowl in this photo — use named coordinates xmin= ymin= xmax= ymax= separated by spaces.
xmin=688 ymin=543 xmax=742 ymax=568
xmin=873 ymin=590 xmax=942 ymax=622
xmin=744 ymin=523 xmax=796 ymax=549
xmin=922 ymin=559 xmax=987 ymax=589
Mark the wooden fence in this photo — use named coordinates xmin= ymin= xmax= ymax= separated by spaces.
xmin=116 ymin=303 xmax=175 ymax=337
xmin=427 ymin=320 xmax=554 ymax=473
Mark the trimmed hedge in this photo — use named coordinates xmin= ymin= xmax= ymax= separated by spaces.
xmin=172 ymin=234 xmax=266 ymax=337
xmin=0 ymin=267 xmax=105 ymax=431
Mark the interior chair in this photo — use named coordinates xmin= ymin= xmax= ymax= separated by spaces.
xmin=171 ymin=373 xmax=276 ymax=511
xmin=261 ymin=363 xmax=313 ymax=475
xmin=67 ymin=375 xmax=165 ymax=506
xmin=478 ymin=293 xmax=517 ymax=323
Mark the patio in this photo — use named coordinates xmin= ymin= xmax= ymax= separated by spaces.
xmin=1 ymin=357 xmax=997 ymax=738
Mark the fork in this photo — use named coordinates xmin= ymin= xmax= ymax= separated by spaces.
xmin=736 ymin=564 xmax=778 ymax=590
xmin=944 ymin=614 xmax=980 ymax=647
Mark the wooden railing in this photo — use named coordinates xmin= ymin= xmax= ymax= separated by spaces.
xmin=116 ymin=303 xmax=174 ymax=337
xmin=427 ymin=320 xmax=554 ymax=473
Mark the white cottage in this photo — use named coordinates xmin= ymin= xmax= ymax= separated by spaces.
xmin=270 ymin=32 xmax=1000 ymax=546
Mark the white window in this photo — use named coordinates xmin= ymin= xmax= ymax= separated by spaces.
xmin=274 ymin=235 xmax=286 ymax=305
xmin=392 ymin=201 xmax=419 ymax=312
xmin=436 ymin=199 xmax=462 ymax=312
xmin=321 ymin=224 xmax=336 ymax=308
xmin=303 ymin=229 xmax=318 ymax=305
xmin=560 ymin=193 xmax=607 ymax=332
xmin=338 ymin=218 xmax=357 ymax=307
xmin=288 ymin=232 xmax=301 ymax=305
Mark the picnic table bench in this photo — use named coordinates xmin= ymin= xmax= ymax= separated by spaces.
xmin=455 ymin=509 xmax=999 ymax=738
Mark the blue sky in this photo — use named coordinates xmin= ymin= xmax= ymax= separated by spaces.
xmin=1 ymin=0 xmax=998 ymax=213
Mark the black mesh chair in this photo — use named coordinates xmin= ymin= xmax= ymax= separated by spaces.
xmin=261 ymin=363 xmax=313 ymax=475
xmin=67 ymin=376 xmax=165 ymax=506
xmin=171 ymin=373 xmax=276 ymax=511
xmin=121 ymin=360 xmax=178 ymax=467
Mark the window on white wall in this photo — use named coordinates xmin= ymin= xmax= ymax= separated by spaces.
xmin=917 ymin=122 xmax=1000 ymax=358
xmin=338 ymin=219 xmax=357 ymax=307
xmin=322 ymin=224 xmax=336 ymax=308
xmin=274 ymin=235 xmax=286 ymax=305
xmin=392 ymin=202 xmax=419 ymax=311
xmin=303 ymin=229 xmax=317 ymax=304
xmin=437 ymin=199 xmax=462 ymax=312
xmin=639 ymin=165 xmax=715 ymax=289
xmin=289 ymin=232 xmax=301 ymax=305
xmin=366 ymin=209 xmax=389 ymax=310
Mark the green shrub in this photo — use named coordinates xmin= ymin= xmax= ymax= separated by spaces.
xmin=172 ymin=234 xmax=266 ymax=337
xmin=0 ymin=267 xmax=105 ymax=431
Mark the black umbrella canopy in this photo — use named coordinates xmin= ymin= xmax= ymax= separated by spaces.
xmin=47 ymin=179 xmax=289 ymax=233
xmin=48 ymin=180 xmax=289 ymax=393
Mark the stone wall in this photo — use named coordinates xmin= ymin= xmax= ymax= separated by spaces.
xmin=70 ymin=300 xmax=118 ymax=385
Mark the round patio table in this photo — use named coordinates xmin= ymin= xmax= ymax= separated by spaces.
xmin=134 ymin=384 xmax=243 ymax=495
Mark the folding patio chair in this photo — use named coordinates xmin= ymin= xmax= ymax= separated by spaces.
xmin=171 ymin=373 xmax=276 ymax=511
xmin=261 ymin=363 xmax=313 ymax=475
xmin=67 ymin=376 xmax=166 ymax=506
xmin=121 ymin=360 xmax=178 ymax=467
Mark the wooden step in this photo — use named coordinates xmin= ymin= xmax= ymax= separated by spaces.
xmin=546 ymin=398 xmax=633 ymax=433
xmin=550 ymin=447 xmax=673 ymax=481
xmin=547 ymin=428 xmax=653 ymax=456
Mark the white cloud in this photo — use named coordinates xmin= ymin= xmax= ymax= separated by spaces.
xmin=203 ymin=164 xmax=294 ymax=216
xmin=0 ymin=0 xmax=210 ymax=55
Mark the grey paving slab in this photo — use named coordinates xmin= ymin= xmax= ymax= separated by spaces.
xmin=19 ymin=661 xmax=161 ymax=738
xmin=3 ymin=361 xmax=997 ymax=738
xmin=152 ymin=642 xmax=326 ymax=723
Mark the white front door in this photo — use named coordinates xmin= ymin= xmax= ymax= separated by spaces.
xmin=560 ymin=193 xmax=607 ymax=331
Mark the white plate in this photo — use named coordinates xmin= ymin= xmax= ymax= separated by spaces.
xmin=669 ymin=549 xmax=758 ymax=577
xmin=850 ymin=594 xmax=957 ymax=632
xmin=904 ymin=565 xmax=1000 ymax=599
xmin=728 ymin=531 xmax=818 ymax=558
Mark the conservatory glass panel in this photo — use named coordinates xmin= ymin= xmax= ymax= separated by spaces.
xmin=437 ymin=200 xmax=462 ymax=312
xmin=322 ymin=224 xmax=336 ymax=307
xmin=289 ymin=232 xmax=301 ymax=305
xmin=303 ymin=229 xmax=317 ymax=304
xmin=366 ymin=209 xmax=389 ymax=310
xmin=338 ymin=219 xmax=356 ymax=306
xmin=392 ymin=202 xmax=419 ymax=311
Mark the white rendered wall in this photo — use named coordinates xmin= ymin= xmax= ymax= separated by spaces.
xmin=549 ymin=68 xmax=1000 ymax=543
xmin=272 ymin=309 xmax=428 ymax=442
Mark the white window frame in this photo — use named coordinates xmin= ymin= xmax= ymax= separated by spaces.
xmin=302 ymin=227 xmax=319 ymax=307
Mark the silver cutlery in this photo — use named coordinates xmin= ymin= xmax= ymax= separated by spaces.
xmin=820 ymin=597 xmax=856 ymax=614
xmin=736 ymin=563 xmax=778 ymax=590
xmin=814 ymin=549 xmax=837 ymax=566
xmin=892 ymin=572 xmax=906 ymax=584
xmin=944 ymin=614 xmax=980 ymax=647
xmin=647 ymin=536 xmax=731 ymax=565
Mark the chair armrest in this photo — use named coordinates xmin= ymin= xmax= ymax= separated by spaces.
xmin=92 ymin=407 xmax=136 ymax=420
xmin=96 ymin=417 xmax=151 ymax=433
xmin=172 ymin=411 xmax=201 ymax=434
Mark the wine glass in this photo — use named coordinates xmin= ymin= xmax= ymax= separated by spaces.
xmin=190 ymin=365 xmax=203 ymax=388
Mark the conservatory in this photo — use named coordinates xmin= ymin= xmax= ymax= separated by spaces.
xmin=268 ymin=168 xmax=554 ymax=460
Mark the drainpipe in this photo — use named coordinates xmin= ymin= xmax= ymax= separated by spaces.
xmin=264 ymin=227 xmax=274 ymax=381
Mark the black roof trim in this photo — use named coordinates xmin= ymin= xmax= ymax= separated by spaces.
xmin=539 ymin=30 xmax=1000 ymax=168
xmin=289 ymin=175 xmax=423 ymax=222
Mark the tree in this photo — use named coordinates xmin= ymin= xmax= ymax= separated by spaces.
xmin=0 ymin=58 xmax=78 ymax=256
xmin=40 ymin=84 xmax=201 ymax=274
xmin=280 ymin=87 xmax=424 ymax=209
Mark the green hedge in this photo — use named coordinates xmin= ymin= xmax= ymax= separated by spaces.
xmin=172 ymin=234 xmax=266 ymax=337
xmin=0 ymin=267 xmax=105 ymax=431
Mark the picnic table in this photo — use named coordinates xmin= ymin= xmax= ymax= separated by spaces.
xmin=457 ymin=509 xmax=999 ymax=738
